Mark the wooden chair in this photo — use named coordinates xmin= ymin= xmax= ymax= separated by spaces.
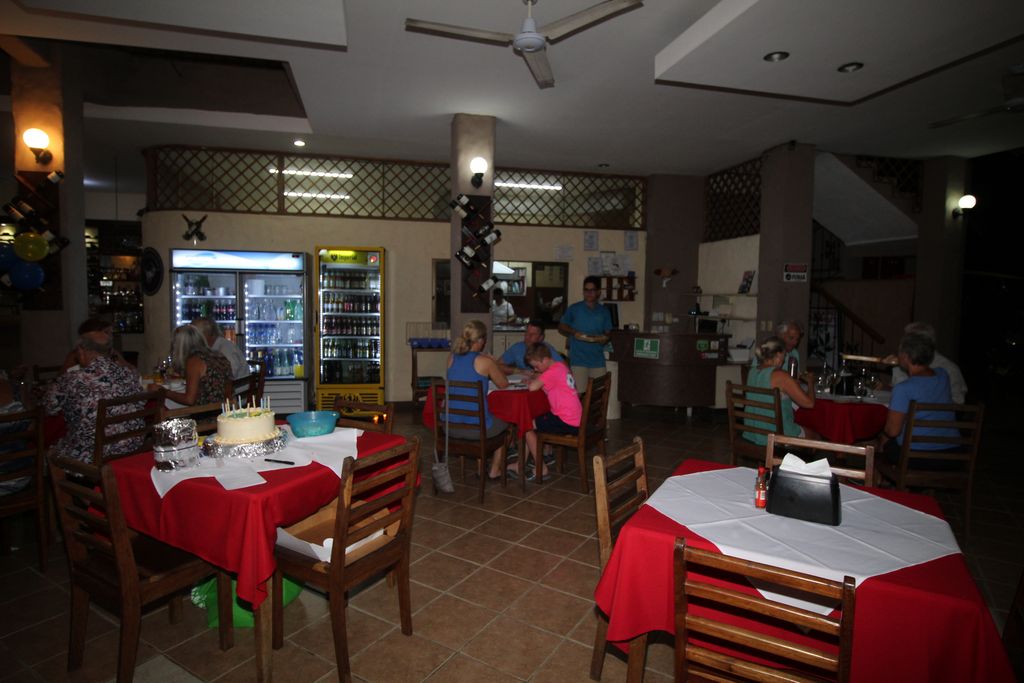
xmin=726 ymin=380 xmax=784 ymax=466
xmin=673 ymin=537 xmax=857 ymax=683
xmin=332 ymin=398 xmax=395 ymax=434
xmin=32 ymin=363 xmax=62 ymax=385
xmin=228 ymin=373 xmax=260 ymax=407
xmin=272 ymin=438 xmax=420 ymax=682
xmin=161 ymin=403 xmax=223 ymax=436
xmin=93 ymin=390 xmax=164 ymax=465
xmin=431 ymin=379 xmax=512 ymax=503
xmin=247 ymin=359 xmax=267 ymax=401
xmin=766 ymin=433 xmax=876 ymax=485
xmin=1004 ymin=569 xmax=1024 ymax=682
xmin=591 ymin=437 xmax=649 ymax=681
xmin=49 ymin=456 xmax=233 ymax=683
xmin=0 ymin=407 xmax=48 ymax=572
xmin=536 ymin=372 xmax=611 ymax=493
xmin=874 ymin=401 xmax=984 ymax=540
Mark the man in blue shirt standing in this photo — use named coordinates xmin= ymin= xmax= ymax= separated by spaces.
xmin=499 ymin=319 xmax=563 ymax=374
xmin=559 ymin=275 xmax=613 ymax=392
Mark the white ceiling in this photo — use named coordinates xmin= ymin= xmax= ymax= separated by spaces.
xmin=2 ymin=0 xmax=1024 ymax=194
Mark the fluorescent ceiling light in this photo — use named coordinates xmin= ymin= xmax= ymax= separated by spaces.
xmin=495 ymin=180 xmax=563 ymax=191
xmin=284 ymin=191 xmax=350 ymax=200
xmin=268 ymin=167 xmax=353 ymax=179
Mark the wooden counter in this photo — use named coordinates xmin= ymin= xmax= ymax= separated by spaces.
xmin=609 ymin=331 xmax=729 ymax=408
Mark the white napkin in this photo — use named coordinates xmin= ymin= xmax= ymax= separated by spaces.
xmin=215 ymin=467 xmax=267 ymax=490
xmin=278 ymin=425 xmax=361 ymax=477
xmin=149 ymin=450 xmax=313 ymax=497
xmin=779 ymin=453 xmax=833 ymax=478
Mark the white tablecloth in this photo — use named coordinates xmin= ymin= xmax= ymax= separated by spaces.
xmin=646 ymin=467 xmax=960 ymax=612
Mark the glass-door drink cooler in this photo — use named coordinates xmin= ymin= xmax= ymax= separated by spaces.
xmin=314 ymin=247 xmax=384 ymax=409
xmin=170 ymin=249 xmax=310 ymax=413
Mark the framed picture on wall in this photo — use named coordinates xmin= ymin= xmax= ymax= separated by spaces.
xmin=624 ymin=231 xmax=638 ymax=251
xmin=583 ymin=230 xmax=599 ymax=251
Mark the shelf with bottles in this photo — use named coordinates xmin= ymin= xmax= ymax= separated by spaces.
xmin=248 ymin=342 xmax=304 ymax=348
xmin=249 ymin=348 xmax=304 ymax=380
xmin=320 ymin=291 xmax=380 ymax=314
xmin=319 ymin=360 xmax=382 ymax=386
xmin=319 ymin=269 xmax=381 ymax=291
xmin=248 ymin=319 xmax=303 ymax=324
xmin=323 ymin=311 xmax=379 ymax=317
xmin=247 ymin=294 xmax=302 ymax=298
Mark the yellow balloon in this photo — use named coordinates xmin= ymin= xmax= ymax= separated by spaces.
xmin=13 ymin=231 xmax=49 ymax=262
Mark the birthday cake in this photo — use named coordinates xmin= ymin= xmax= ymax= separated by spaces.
xmin=216 ymin=408 xmax=278 ymax=444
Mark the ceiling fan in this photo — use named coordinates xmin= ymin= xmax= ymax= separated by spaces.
xmin=405 ymin=0 xmax=643 ymax=89
xmin=929 ymin=64 xmax=1024 ymax=129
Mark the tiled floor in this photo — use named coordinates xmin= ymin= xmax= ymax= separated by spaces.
xmin=1 ymin=404 xmax=1020 ymax=682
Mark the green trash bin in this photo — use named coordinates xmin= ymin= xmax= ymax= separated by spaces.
xmin=191 ymin=577 xmax=304 ymax=628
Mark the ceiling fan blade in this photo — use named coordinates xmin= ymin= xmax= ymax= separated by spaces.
xmin=928 ymin=105 xmax=1008 ymax=129
xmin=540 ymin=0 xmax=643 ymax=43
xmin=405 ymin=18 xmax=513 ymax=46
xmin=522 ymin=49 xmax=555 ymax=89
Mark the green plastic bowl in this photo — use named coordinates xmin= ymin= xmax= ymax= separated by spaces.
xmin=286 ymin=410 xmax=339 ymax=438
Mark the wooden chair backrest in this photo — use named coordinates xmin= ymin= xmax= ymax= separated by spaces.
xmin=229 ymin=374 xmax=260 ymax=407
xmin=674 ymin=537 xmax=856 ymax=682
xmin=580 ymin=373 xmax=612 ymax=442
xmin=333 ymin=398 xmax=395 ymax=434
xmin=593 ymin=436 xmax=648 ymax=569
xmin=898 ymin=402 xmax=984 ymax=477
xmin=93 ymin=389 xmax=164 ymax=464
xmin=161 ymin=402 xmax=223 ymax=436
xmin=247 ymin=360 xmax=267 ymax=401
xmin=432 ymin=379 xmax=489 ymax=452
xmin=49 ymin=456 xmax=138 ymax=594
xmin=726 ymin=380 xmax=784 ymax=447
xmin=766 ymin=433 xmax=876 ymax=485
xmin=0 ymin=407 xmax=45 ymax=514
xmin=32 ymin=364 xmax=62 ymax=385
xmin=328 ymin=437 xmax=420 ymax=577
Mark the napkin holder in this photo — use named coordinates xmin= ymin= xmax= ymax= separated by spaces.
xmin=766 ymin=466 xmax=841 ymax=526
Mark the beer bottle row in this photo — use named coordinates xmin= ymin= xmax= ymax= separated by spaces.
xmin=322 ymin=291 xmax=380 ymax=313
xmin=323 ymin=316 xmax=380 ymax=337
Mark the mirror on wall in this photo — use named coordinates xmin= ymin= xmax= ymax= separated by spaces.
xmin=493 ymin=261 xmax=568 ymax=329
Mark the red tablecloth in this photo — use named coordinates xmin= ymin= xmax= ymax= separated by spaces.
xmin=421 ymin=385 xmax=550 ymax=435
xmin=44 ymin=414 xmax=66 ymax=449
xmin=794 ymin=398 xmax=887 ymax=444
xmin=109 ymin=431 xmax=405 ymax=609
xmin=594 ymin=459 xmax=1014 ymax=683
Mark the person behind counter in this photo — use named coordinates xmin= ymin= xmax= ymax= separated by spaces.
xmin=559 ymin=275 xmax=613 ymax=392
xmin=148 ymin=325 xmax=232 ymax=406
xmin=743 ymin=337 xmax=818 ymax=444
xmin=191 ymin=317 xmax=249 ymax=379
xmin=490 ymin=287 xmax=516 ymax=329
xmin=498 ymin=319 xmax=563 ymax=375
xmin=878 ymin=332 xmax=958 ymax=459
xmin=44 ymin=331 xmax=146 ymax=463
xmin=507 ymin=342 xmax=582 ymax=481
xmin=445 ymin=320 xmax=510 ymax=480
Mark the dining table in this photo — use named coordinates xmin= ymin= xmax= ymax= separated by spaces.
xmin=109 ymin=428 xmax=406 ymax=682
xmin=793 ymin=391 xmax=889 ymax=444
xmin=594 ymin=458 xmax=1014 ymax=683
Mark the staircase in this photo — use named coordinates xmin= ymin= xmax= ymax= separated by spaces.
xmin=808 ymin=284 xmax=886 ymax=369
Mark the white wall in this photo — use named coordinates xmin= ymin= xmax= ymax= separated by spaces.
xmin=141 ymin=212 xmax=645 ymax=402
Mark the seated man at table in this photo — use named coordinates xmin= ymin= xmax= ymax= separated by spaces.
xmin=751 ymin=320 xmax=803 ymax=376
xmin=879 ymin=332 xmax=959 ymax=460
xmin=886 ymin=321 xmax=967 ymax=404
xmin=192 ymin=317 xmax=249 ymax=379
xmin=498 ymin=319 xmax=563 ymax=375
xmin=44 ymin=331 xmax=146 ymax=463
xmin=60 ymin=317 xmax=135 ymax=374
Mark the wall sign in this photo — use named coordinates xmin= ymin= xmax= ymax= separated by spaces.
xmin=783 ymin=263 xmax=808 ymax=283
xmin=633 ymin=338 xmax=660 ymax=359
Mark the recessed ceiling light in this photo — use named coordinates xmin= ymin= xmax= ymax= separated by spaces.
xmin=837 ymin=62 xmax=864 ymax=73
xmin=293 ymin=139 xmax=306 ymax=147
xmin=763 ymin=51 xmax=790 ymax=63
xmin=597 ymin=163 xmax=610 ymax=169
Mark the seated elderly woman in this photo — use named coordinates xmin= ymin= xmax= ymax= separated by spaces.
xmin=148 ymin=325 xmax=232 ymax=406
xmin=879 ymin=332 xmax=959 ymax=459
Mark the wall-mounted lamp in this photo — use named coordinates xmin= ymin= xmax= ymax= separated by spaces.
xmin=952 ymin=194 xmax=977 ymax=218
xmin=22 ymin=128 xmax=53 ymax=164
xmin=469 ymin=156 xmax=488 ymax=189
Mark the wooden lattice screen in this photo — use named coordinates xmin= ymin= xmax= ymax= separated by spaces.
xmin=145 ymin=146 xmax=645 ymax=230
xmin=703 ymin=156 xmax=762 ymax=242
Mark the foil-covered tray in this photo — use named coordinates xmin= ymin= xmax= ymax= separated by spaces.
xmin=201 ymin=428 xmax=287 ymax=459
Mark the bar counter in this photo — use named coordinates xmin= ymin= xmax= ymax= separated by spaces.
xmin=609 ymin=330 xmax=729 ymax=408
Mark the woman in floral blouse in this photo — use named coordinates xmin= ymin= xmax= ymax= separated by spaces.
xmin=151 ymin=325 xmax=232 ymax=406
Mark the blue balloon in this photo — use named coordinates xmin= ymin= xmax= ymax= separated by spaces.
xmin=9 ymin=260 xmax=45 ymax=290
xmin=0 ymin=243 xmax=17 ymax=271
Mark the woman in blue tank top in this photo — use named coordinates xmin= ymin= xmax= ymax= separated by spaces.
xmin=446 ymin=319 xmax=509 ymax=479
xmin=744 ymin=337 xmax=819 ymax=445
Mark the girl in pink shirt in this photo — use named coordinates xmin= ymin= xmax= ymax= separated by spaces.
xmin=509 ymin=343 xmax=582 ymax=480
